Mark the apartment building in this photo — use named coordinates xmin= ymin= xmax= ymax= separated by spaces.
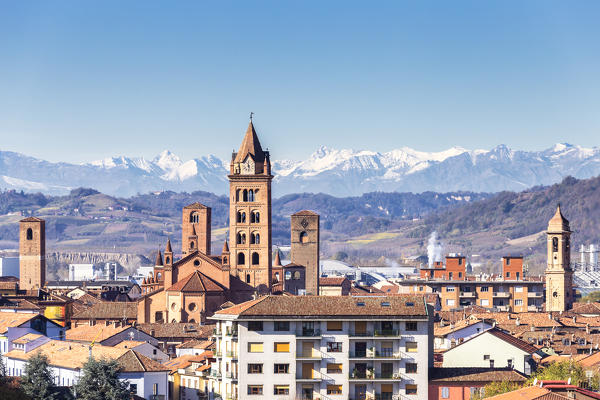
xmin=403 ymin=256 xmax=545 ymax=312
xmin=208 ymin=295 xmax=433 ymax=400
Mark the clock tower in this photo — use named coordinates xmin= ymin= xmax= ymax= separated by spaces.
xmin=545 ymin=204 xmax=573 ymax=312
xmin=228 ymin=120 xmax=272 ymax=292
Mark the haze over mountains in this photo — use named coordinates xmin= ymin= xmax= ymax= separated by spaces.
xmin=1 ymin=143 xmax=599 ymax=197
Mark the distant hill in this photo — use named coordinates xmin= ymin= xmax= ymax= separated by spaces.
xmin=2 ymin=142 xmax=600 ymax=196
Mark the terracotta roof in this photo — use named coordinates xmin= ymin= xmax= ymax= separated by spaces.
xmin=578 ymin=351 xmax=600 ymax=367
xmin=113 ymin=340 xmax=146 ymax=349
xmin=487 ymin=386 xmax=551 ymax=400
xmin=292 ymin=210 xmax=319 ymax=216
xmin=66 ymin=324 xmax=130 ymax=342
xmin=163 ymin=353 xmax=211 ymax=373
xmin=233 ymin=121 xmax=265 ymax=164
xmin=166 ymin=271 xmax=225 ymax=293
xmin=137 ymin=323 xmax=213 ymax=339
xmin=213 ymin=295 xmax=428 ymax=318
xmin=378 ymin=284 xmax=401 ymax=294
xmin=0 ymin=281 xmax=18 ymax=290
xmin=20 ymin=217 xmax=44 ymax=222
xmin=430 ymin=367 xmax=528 ymax=383
xmin=71 ymin=302 xmax=137 ymax=320
xmin=155 ymin=250 xmax=163 ymax=266
xmin=116 ymin=350 xmax=169 ymax=372
xmin=572 ymin=302 xmax=600 ymax=315
xmin=273 ymin=250 xmax=281 ymax=266
xmin=222 ymin=241 xmax=229 ymax=253
xmin=176 ymin=339 xmax=214 ymax=350
xmin=0 ymin=312 xmax=39 ymax=334
xmin=165 ymin=239 xmax=172 ymax=253
xmin=12 ymin=333 xmax=44 ymax=345
xmin=487 ymin=328 xmax=540 ymax=354
xmin=183 ymin=202 xmax=208 ymax=209
xmin=548 ymin=205 xmax=569 ymax=231
xmin=319 ymin=277 xmax=348 ymax=286
xmin=0 ymin=298 xmax=41 ymax=310
xmin=435 ymin=318 xmax=489 ymax=337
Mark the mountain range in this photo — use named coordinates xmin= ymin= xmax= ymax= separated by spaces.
xmin=1 ymin=143 xmax=599 ymax=197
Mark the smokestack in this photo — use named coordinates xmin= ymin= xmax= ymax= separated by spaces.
xmin=427 ymin=231 xmax=443 ymax=268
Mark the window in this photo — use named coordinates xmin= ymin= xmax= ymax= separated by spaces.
xmin=128 ymin=384 xmax=138 ymax=394
xmin=553 ymin=237 xmax=559 ymax=252
xmin=238 ymin=252 xmax=245 ymax=265
xmin=252 ymin=252 xmax=260 ymax=265
xmin=327 ymin=342 xmax=342 ymax=352
xmin=153 ymin=383 xmax=158 ymax=395
xmin=480 ymin=286 xmax=489 ymax=292
xmin=458 ymin=272 xmax=463 ymax=278
xmin=327 ymin=363 xmax=342 ymax=373
xmin=243 ymin=189 xmax=248 ymax=202
xmin=248 ymin=364 xmax=263 ymax=374
xmin=237 ymin=232 xmax=246 ymax=244
xmin=248 ymin=189 xmax=255 ymax=202
xmin=406 ymin=342 xmax=417 ymax=353
xmin=406 ymin=384 xmax=418 ymax=395
xmin=406 ymin=322 xmax=418 ymax=331
xmin=285 ymin=271 xmax=291 ymax=280
xmin=274 ymin=321 xmax=289 ymax=331
xmin=446 ymin=299 xmax=455 ymax=307
xmin=506 ymin=272 xmax=510 ymax=278
xmin=327 ymin=385 xmax=342 ymax=395
xmin=483 ymin=354 xmax=490 ymax=360
xmin=274 ymin=385 xmax=289 ymax=395
xmin=446 ymin=286 xmax=455 ymax=292
xmin=406 ymin=363 xmax=417 ymax=373
xmin=190 ymin=212 xmax=199 ymax=223
xmin=327 ymin=321 xmax=343 ymax=331
xmin=449 ymin=272 xmax=453 ymax=280
xmin=481 ymin=299 xmax=489 ymax=306
xmin=237 ymin=211 xmax=246 ymax=223
xmin=515 ymin=299 xmax=523 ymax=306
xmin=299 ymin=231 xmax=309 ymax=243
xmin=274 ymin=364 xmax=289 ymax=373
xmin=293 ymin=271 xmax=301 ymax=280
xmin=190 ymin=241 xmax=195 ymax=249
xmin=26 ymin=228 xmax=33 ymax=240
xmin=248 ymin=321 xmax=263 ymax=331
xmin=274 ymin=342 xmax=290 ymax=352
xmin=248 ymin=385 xmax=263 ymax=395
xmin=274 ymin=272 xmax=280 ymax=282
xmin=246 ymin=273 xmax=251 ymax=283
xmin=251 ymin=211 xmax=260 ymax=223
xmin=507 ymin=359 xmax=513 ymax=369
xmin=441 ymin=387 xmax=449 ymax=398
xmin=248 ymin=342 xmax=263 ymax=353
xmin=515 ymin=286 xmax=523 ymax=293
xmin=516 ymin=272 xmax=521 ymax=279
xmin=188 ymin=302 xmax=196 ymax=311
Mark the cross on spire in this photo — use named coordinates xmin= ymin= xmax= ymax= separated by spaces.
xmin=250 ymin=112 xmax=254 ymax=121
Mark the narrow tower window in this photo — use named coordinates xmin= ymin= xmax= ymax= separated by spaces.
xmin=252 ymin=252 xmax=260 ymax=265
xmin=26 ymin=228 xmax=33 ymax=240
xmin=243 ymin=189 xmax=248 ymax=202
xmin=190 ymin=212 xmax=199 ymax=223
xmin=248 ymin=189 xmax=254 ymax=202
xmin=299 ymin=231 xmax=308 ymax=243
xmin=238 ymin=253 xmax=245 ymax=265
xmin=552 ymin=237 xmax=559 ymax=252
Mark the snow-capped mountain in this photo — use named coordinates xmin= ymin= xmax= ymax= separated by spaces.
xmin=0 ymin=143 xmax=599 ymax=197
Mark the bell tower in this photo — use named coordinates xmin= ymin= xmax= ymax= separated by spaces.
xmin=228 ymin=119 xmax=272 ymax=291
xmin=545 ymin=205 xmax=573 ymax=312
xmin=19 ymin=217 xmax=46 ymax=291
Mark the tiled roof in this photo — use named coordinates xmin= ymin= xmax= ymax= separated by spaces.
xmin=319 ymin=277 xmax=348 ymax=286
xmin=183 ymin=202 xmax=208 ymax=209
xmin=430 ymin=367 xmax=527 ymax=383
xmin=12 ymin=333 xmax=44 ymax=344
xmin=20 ymin=217 xmax=44 ymax=222
xmin=487 ymin=386 xmax=551 ymax=400
xmin=487 ymin=328 xmax=540 ymax=354
xmin=233 ymin=121 xmax=265 ymax=164
xmin=571 ymin=302 xmax=600 ymax=315
xmin=292 ymin=210 xmax=318 ymax=216
xmin=0 ymin=281 xmax=18 ymax=290
xmin=66 ymin=324 xmax=130 ymax=342
xmin=113 ymin=341 xmax=146 ymax=349
xmin=116 ymin=350 xmax=169 ymax=372
xmin=0 ymin=298 xmax=41 ymax=311
xmin=163 ymin=354 xmax=211 ymax=373
xmin=166 ymin=271 xmax=225 ymax=293
xmin=0 ymin=312 xmax=39 ymax=334
xmin=137 ymin=323 xmax=214 ymax=339
xmin=213 ymin=295 xmax=428 ymax=318
xmin=176 ymin=339 xmax=214 ymax=350
xmin=578 ymin=351 xmax=600 ymax=367
xmin=435 ymin=318 xmax=488 ymax=336
xmin=71 ymin=302 xmax=137 ymax=320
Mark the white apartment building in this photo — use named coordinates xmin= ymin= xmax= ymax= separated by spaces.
xmin=209 ymin=295 xmax=433 ymax=400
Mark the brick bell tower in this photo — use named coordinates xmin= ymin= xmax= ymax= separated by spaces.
xmin=228 ymin=118 xmax=272 ymax=291
xmin=19 ymin=217 xmax=46 ymax=291
xmin=545 ymin=205 xmax=573 ymax=312
xmin=291 ymin=210 xmax=320 ymax=295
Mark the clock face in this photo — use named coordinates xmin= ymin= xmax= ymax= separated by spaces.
xmin=240 ymin=158 xmax=254 ymax=175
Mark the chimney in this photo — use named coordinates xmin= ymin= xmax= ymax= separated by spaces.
xmin=515 ymin=318 xmax=520 ymax=326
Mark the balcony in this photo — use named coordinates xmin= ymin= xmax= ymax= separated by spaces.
xmin=224 ymin=371 xmax=238 ymax=380
xmin=349 ymin=371 xmax=403 ymax=381
xmin=296 ymin=373 xmax=323 ymax=382
xmin=374 ymin=329 xmax=400 ymax=337
xmin=460 ymin=291 xmax=476 ymax=298
xmin=493 ymin=292 xmax=511 ymax=298
xmin=209 ymin=370 xmax=222 ymax=379
xmin=296 ymin=328 xmax=322 ymax=338
xmin=296 ymin=350 xmax=323 ymax=360
xmin=528 ymin=305 xmax=542 ymax=312
xmin=495 ymin=305 xmax=510 ymax=312
xmin=212 ymin=328 xmax=222 ymax=337
xmin=528 ymin=292 xmax=543 ymax=298
xmin=214 ymin=351 xmax=223 ymax=358
xmin=225 ymin=351 xmax=238 ymax=359
xmin=225 ymin=328 xmax=238 ymax=338
xmin=349 ymin=350 xmax=401 ymax=359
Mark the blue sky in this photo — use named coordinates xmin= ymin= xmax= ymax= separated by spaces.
xmin=1 ymin=1 xmax=599 ymax=163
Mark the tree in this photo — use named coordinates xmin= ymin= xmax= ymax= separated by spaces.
xmin=471 ymin=381 xmax=523 ymax=399
xmin=0 ymin=353 xmax=6 ymax=384
xmin=73 ymin=357 xmax=129 ymax=400
xmin=527 ymin=360 xmax=600 ymax=390
xmin=21 ymin=352 xmax=56 ymax=400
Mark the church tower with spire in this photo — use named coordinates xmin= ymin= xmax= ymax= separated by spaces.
xmin=228 ymin=119 xmax=273 ymax=291
xmin=545 ymin=204 xmax=573 ymax=312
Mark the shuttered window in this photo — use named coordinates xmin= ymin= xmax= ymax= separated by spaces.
xmin=327 ymin=321 xmax=343 ymax=331
xmin=274 ymin=385 xmax=289 ymax=395
xmin=327 ymin=385 xmax=342 ymax=395
xmin=326 ymin=363 xmax=342 ymax=373
xmin=274 ymin=342 xmax=290 ymax=352
xmin=406 ymin=341 xmax=418 ymax=353
xmin=248 ymin=342 xmax=263 ymax=353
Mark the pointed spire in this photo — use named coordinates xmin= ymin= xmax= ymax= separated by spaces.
xmin=548 ymin=203 xmax=570 ymax=231
xmin=165 ymin=238 xmax=172 ymax=253
xmin=222 ymin=240 xmax=229 ymax=254
xmin=274 ymin=249 xmax=282 ymax=266
xmin=233 ymin=121 xmax=265 ymax=164
xmin=155 ymin=249 xmax=163 ymax=266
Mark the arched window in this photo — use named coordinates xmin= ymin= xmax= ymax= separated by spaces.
xmin=299 ymin=231 xmax=309 ymax=243
xmin=246 ymin=274 xmax=251 ymax=283
xmin=243 ymin=189 xmax=248 ymax=202
xmin=552 ymin=237 xmax=559 ymax=252
xmin=26 ymin=228 xmax=33 ymax=240
xmin=237 ymin=211 xmax=246 ymax=223
xmin=248 ymin=189 xmax=254 ymax=202
xmin=285 ymin=271 xmax=291 ymax=280
xmin=254 ymin=211 xmax=260 ymax=223
xmin=165 ymin=256 xmax=170 ymax=264
xmin=252 ymin=252 xmax=260 ymax=265
xmin=237 ymin=252 xmax=245 ymax=265
xmin=190 ymin=212 xmax=199 ymax=223
xmin=293 ymin=271 xmax=301 ymax=280
xmin=157 ymin=272 xmax=162 ymax=280
xmin=190 ymin=241 xmax=195 ymax=249
xmin=236 ymin=232 xmax=246 ymax=244
xmin=274 ymin=272 xmax=280 ymax=282
xmin=236 ymin=189 xmax=240 ymax=202
xmin=254 ymin=233 xmax=260 ymax=244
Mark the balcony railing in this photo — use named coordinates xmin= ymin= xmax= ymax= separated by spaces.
xmin=209 ymin=370 xmax=221 ymax=379
xmin=349 ymin=330 xmax=400 ymax=337
xmin=493 ymin=292 xmax=511 ymax=298
xmin=225 ymin=328 xmax=238 ymax=337
xmin=459 ymin=291 xmax=476 ymax=297
xmin=296 ymin=350 xmax=323 ymax=359
xmin=528 ymin=292 xmax=543 ymax=298
xmin=349 ymin=371 xmax=403 ymax=380
xmin=297 ymin=329 xmax=322 ymax=337
xmin=225 ymin=371 xmax=238 ymax=380
xmin=226 ymin=351 xmax=238 ymax=358
xmin=349 ymin=350 xmax=400 ymax=359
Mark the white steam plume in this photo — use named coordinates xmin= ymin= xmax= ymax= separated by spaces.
xmin=427 ymin=231 xmax=443 ymax=267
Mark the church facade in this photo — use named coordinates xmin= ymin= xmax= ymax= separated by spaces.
xmin=137 ymin=120 xmax=320 ymax=323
